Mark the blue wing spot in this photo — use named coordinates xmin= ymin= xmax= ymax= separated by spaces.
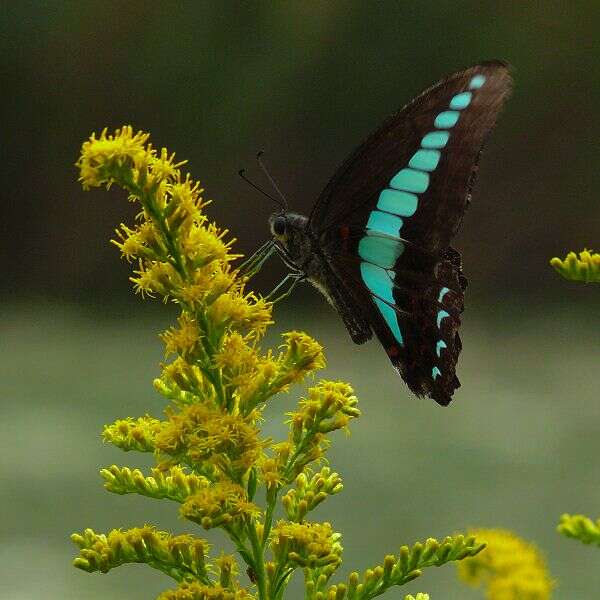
xmin=358 ymin=235 xmax=404 ymax=269
xmin=374 ymin=298 xmax=403 ymax=345
xmin=421 ymin=131 xmax=450 ymax=148
xmin=432 ymin=366 xmax=441 ymax=380
xmin=436 ymin=310 xmax=450 ymax=328
xmin=390 ymin=168 xmax=429 ymax=193
xmin=469 ymin=74 xmax=486 ymax=89
xmin=438 ymin=286 xmax=450 ymax=303
xmin=436 ymin=340 xmax=447 ymax=357
xmin=366 ymin=210 xmax=403 ymax=237
xmin=408 ymin=149 xmax=441 ymax=172
xmin=360 ymin=262 xmax=403 ymax=344
xmin=360 ymin=261 xmax=394 ymax=302
xmin=434 ymin=110 xmax=460 ymax=129
xmin=449 ymin=91 xmax=472 ymax=110
xmin=377 ymin=189 xmax=418 ymax=217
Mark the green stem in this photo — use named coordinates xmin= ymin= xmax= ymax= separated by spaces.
xmin=194 ymin=311 xmax=228 ymax=408
xmin=247 ymin=518 xmax=268 ymax=600
xmin=141 ymin=189 xmax=189 ymax=281
xmin=225 ymin=527 xmax=255 ymax=572
xmin=262 ymin=490 xmax=277 ymax=545
xmin=283 ymin=425 xmax=319 ymax=482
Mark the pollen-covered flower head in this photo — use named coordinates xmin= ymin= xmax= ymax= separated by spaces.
xmin=155 ymin=404 xmax=264 ymax=480
xmin=290 ymin=380 xmax=360 ymax=438
xmin=77 ymin=126 xmax=151 ymax=190
xmin=270 ymin=520 xmax=342 ymax=570
xmin=180 ymin=481 xmax=260 ymax=530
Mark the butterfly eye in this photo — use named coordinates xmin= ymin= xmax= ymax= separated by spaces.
xmin=272 ymin=216 xmax=286 ymax=236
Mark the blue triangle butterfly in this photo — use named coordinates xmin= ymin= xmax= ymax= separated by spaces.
xmin=246 ymin=61 xmax=512 ymax=406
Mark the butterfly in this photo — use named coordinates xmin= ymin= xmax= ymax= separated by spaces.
xmin=244 ymin=61 xmax=512 ymax=406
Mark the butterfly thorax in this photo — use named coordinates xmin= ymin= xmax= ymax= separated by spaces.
xmin=269 ymin=211 xmax=338 ymax=301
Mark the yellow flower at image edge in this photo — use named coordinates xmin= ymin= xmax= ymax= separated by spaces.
xmin=457 ymin=528 xmax=554 ymax=600
xmin=550 ymin=249 xmax=600 ymax=283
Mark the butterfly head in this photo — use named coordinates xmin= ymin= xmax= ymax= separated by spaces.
xmin=269 ymin=212 xmax=311 ymax=269
xmin=270 ymin=213 xmax=287 ymax=237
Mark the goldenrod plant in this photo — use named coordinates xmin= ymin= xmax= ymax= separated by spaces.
xmin=457 ymin=528 xmax=554 ymax=600
xmin=549 ymin=249 xmax=600 ymax=283
xmin=71 ymin=126 xmax=486 ymax=600
xmin=557 ymin=514 xmax=600 ymax=547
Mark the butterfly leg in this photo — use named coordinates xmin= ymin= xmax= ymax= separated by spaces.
xmin=238 ymin=240 xmax=276 ymax=278
xmin=266 ymin=272 xmax=305 ymax=303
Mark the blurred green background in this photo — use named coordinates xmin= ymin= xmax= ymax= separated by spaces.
xmin=2 ymin=2 xmax=599 ymax=599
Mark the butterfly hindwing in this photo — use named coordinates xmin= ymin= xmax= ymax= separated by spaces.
xmin=313 ymin=62 xmax=512 ymax=404
xmin=331 ymin=243 xmax=466 ymax=405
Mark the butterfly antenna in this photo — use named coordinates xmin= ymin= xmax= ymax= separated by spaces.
xmin=256 ymin=151 xmax=288 ymax=211
xmin=238 ymin=169 xmax=285 ymax=210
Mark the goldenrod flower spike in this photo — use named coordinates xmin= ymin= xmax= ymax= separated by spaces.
xmin=71 ymin=526 xmax=211 ymax=583
xmin=457 ymin=528 xmax=554 ymax=600
xmin=557 ymin=513 xmax=600 ymax=546
xmin=101 ymin=465 xmax=210 ymax=502
xmin=72 ymin=126 xmax=488 ymax=600
xmin=550 ymin=249 xmax=600 ymax=283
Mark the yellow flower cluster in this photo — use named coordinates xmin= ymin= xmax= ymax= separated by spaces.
xmin=181 ymin=481 xmax=260 ymax=530
xmin=158 ymin=583 xmax=255 ymax=600
xmin=270 ymin=521 xmax=342 ymax=569
xmin=294 ymin=381 xmax=360 ymax=434
xmin=77 ymin=127 xmax=266 ymax=338
xmin=102 ymin=415 xmax=162 ymax=453
xmin=557 ymin=513 xmax=600 ymax=546
xmin=285 ymin=381 xmax=360 ymax=479
xmin=77 ymin=126 xmax=153 ymax=190
xmin=282 ymin=468 xmax=343 ymax=522
xmin=457 ymin=528 xmax=554 ymax=600
xmin=101 ymin=464 xmax=210 ymax=503
xmin=72 ymin=525 xmax=211 ymax=583
xmin=550 ymin=249 xmax=600 ymax=283
xmin=155 ymin=403 xmax=264 ymax=480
